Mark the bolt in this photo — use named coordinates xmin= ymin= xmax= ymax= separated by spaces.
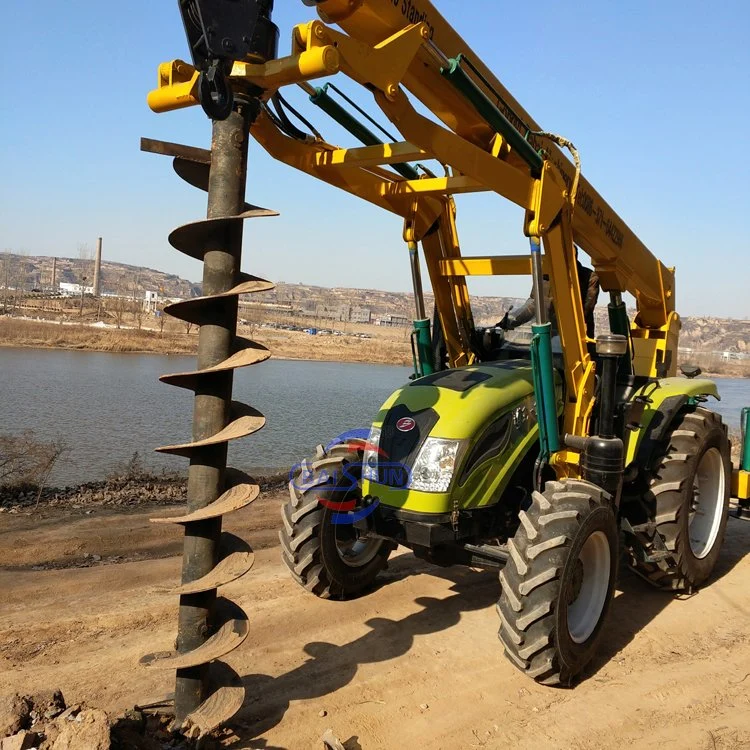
xmin=222 ymin=38 xmax=235 ymax=52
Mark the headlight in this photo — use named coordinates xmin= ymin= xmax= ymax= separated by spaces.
xmin=409 ymin=438 xmax=460 ymax=493
xmin=362 ymin=426 xmax=381 ymax=482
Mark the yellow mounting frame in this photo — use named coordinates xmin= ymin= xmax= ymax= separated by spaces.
xmin=147 ymin=1 xmax=678 ymax=478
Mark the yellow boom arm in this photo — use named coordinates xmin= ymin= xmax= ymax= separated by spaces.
xmin=148 ymin=0 xmax=680 ymax=471
xmin=317 ymin=0 xmax=675 ymax=325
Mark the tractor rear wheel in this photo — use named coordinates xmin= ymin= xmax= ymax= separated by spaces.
xmin=280 ymin=442 xmax=393 ymax=600
xmin=625 ymin=407 xmax=730 ymax=590
xmin=497 ymin=479 xmax=618 ymax=686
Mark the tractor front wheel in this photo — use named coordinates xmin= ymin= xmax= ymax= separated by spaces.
xmin=497 ymin=479 xmax=618 ymax=686
xmin=280 ymin=442 xmax=394 ymax=600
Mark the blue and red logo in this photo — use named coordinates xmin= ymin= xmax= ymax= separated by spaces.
xmin=289 ymin=428 xmax=410 ymax=525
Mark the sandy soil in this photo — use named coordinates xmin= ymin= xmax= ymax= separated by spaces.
xmin=1 ymin=494 xmax=749 ymax=749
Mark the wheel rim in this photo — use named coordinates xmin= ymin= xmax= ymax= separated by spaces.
xmin=690 ymin=447 xmax=726 ymax=559
xmin=567 ymin=530 xmax=611 ymax=644
xmin=327 ymin=478 xmax=384 ymax=568
xmin=334 ymin=528 xmax=383 ymax=567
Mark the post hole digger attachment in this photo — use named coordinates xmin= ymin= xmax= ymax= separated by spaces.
xmin=140 ymin=81 xmax=278 ymax=733
xmin=178 ymin=0 xmax=279 ymax=119
xmin=144 ymin=0 xmax=748 ymax=730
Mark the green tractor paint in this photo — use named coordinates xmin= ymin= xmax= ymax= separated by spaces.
xmin=361 ymin=361 xmax=560 ymax=514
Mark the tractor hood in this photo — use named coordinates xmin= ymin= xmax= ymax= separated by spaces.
xmin=361 ymin=360 xmax=553 ymax=514
xmin=374 ymin=360 xmax=536 ymax=440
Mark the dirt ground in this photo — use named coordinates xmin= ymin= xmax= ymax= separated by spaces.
xmin=2 ymin=493 xmax=750 ymax=750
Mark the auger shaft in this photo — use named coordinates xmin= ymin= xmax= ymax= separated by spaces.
xmin=175 ymin=103 xmax=252 ymax=724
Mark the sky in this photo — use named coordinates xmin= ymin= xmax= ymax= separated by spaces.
xmin=2 ymin=0 xmax=749 ymax=318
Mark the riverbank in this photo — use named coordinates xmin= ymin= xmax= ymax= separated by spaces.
xmin=0 ymin=317 xmax=196 ymax=355
xmin=0 ymin=470 xmax=288 ymax=514
xmin=0 ymin=316 xmax=413 ymax=366
xmin=2 ymin=315 xmax=748 ymax=375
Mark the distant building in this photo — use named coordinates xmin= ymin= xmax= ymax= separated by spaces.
xmin=350 ymin=306 xmax=372 ymax=324
xmin=314 ymin=303 xmax=339 ymax=320
xmin=336 ymin=305 xmax=350 ymax=322
xmin=59 ymin=282 xmax=94 ymax=296
xmin=378 ymin=314 xmax=410 ymax=327
xmin=144 ymin=290 xmax=159 ymax=312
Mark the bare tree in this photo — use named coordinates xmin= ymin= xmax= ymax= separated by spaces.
xmin=0 ymin=431 xmax=69 ymax=505
xmin=76 ymin=243 xmax=95 ymax=317
xmin=112 ymin=289 xmax=127 ymax=329
xmin=132 ymin=297 xmax=144 ymax=329
xmin=79 ymin=274 xmax=88 ymax=316
xmin=1 ymin=251 xmax=12 ymax=312
xmin=77 ymin=242 xmax=94 ymax=278
xmin=0 ymin=251 xmax=28 ymax=313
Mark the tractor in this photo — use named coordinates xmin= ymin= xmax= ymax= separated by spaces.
xmin=147 ymin=0 xmax=750 ymax=697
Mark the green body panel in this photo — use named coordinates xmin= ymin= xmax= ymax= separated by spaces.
xmin=366 ymin=419 xmax=538 ymax=514
xmin=624 ymin=377 xmax=720 ymax=465
xmin=413 ymin=318 xmax=434 ymax=377
xmin=531 ymin=322 xmax=560 ymax=454
xmin=362 ymin=361 xmax=558 ymax=514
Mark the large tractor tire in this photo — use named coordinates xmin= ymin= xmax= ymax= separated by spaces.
xmin=497 ymin=479 xmax=618 ymax=686
xmin=280 ymin=442 xmax=394 ymax=600
xmin=625 ymin=407 xmax=730 ymax=591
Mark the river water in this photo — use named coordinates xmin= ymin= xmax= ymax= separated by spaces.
xmin=1 ymin=348 xmax=411 ymax=486
xmin=1 ymin=348 xmax=747 ymax=486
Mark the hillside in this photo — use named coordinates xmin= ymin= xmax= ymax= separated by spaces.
xmin=253 ymin=280 xmax=526 ymax=324
xmin=3 ymin=254 xmax=748 ymax=353
xmin=245 ymin=282 xmax=750 ymax=354
xmin=1 ymin=253 xmax=200 ymax=299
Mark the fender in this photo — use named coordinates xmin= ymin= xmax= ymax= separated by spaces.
xmin=624 ymin=377 xmax=720 ymax=474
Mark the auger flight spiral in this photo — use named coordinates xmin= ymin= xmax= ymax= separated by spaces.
xmin=139 ymin=0 xmax=280 ymax=734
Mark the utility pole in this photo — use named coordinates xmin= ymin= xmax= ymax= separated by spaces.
xmin=2 ymin=254 xmax=9 ymax=312
xmin=93 ymin=237 xmax=102 ymax=297
xmin=79 ymin=276 xmax=87 ymax=316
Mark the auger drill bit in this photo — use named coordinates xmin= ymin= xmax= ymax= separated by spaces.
xmin=139 ymin=100 xmax=277 ymax=735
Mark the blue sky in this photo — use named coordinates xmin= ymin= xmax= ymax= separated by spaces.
xmin=2 ymin=0 xmax=748 ymax=317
